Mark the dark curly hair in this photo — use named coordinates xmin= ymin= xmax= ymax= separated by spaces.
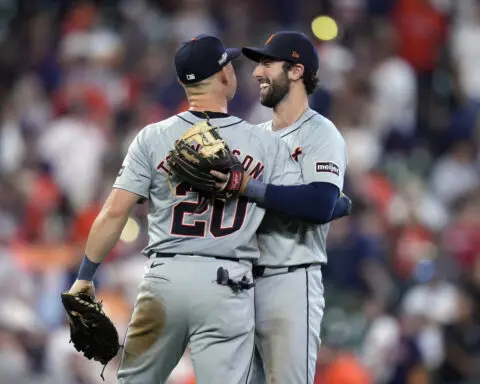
xmin=282 ymin=61 xmax=319 ymax=95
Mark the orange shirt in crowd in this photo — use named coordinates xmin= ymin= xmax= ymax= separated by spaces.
xmin=316 ymin=353 xmax=373 ymax=384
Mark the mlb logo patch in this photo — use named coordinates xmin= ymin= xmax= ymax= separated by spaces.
xmin=315 ymin=162 xmax=339 ymax=175
xmin=186 ymin=74 xmax=196 ymax=80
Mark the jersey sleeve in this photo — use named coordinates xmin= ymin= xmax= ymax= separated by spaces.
xmin=113 ymin=129 xmax=152 ymax=199
xmin=264 ymin=135 xmax=302 ymax=185
xmin=301 ymin=119 xmax=347 ymax=190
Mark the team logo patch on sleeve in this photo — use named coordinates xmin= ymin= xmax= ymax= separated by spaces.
xmin=315 ymin=162 xmax=339 ymax=175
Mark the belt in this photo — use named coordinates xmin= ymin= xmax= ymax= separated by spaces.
xmin=154 ymin=253 xmax=254 ymax=292
xmin=154 ymin=253 xmax=242 ymax=263
xmin=252 ymin=263 xmax=319 ymax=278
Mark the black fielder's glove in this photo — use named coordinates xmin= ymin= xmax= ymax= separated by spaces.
xmin=167 ymin=121 xmax=247 ymax=200
xmin=61 ymin=292 xmax=121 ymax=379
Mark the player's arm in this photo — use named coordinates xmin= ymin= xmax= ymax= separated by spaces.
xmin=214 ymin=123 xmax=348 ymax=223
xmin=70 ymin=129 xmax=152 ymax=296
xmin=258 ymin=119 xmax=351 ymax=222
xmin=328 ymin=192 xmax=352 ymax=222
xmin=253 ymin=124 xmax=348 ymax=223
xmin=243 ymin=180 xmax=343 ymax=224
xmin=80 ymin=189 xmax=140 ymax=267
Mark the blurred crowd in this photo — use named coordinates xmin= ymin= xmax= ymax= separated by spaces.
xmin=0 ymin=0 xmax=479 ymax=383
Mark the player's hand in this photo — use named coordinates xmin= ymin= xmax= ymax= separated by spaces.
xmin=210 ymin=170 xmax=250 ymax=196
xmin=68 ymin=279 xmax=96 ymax=299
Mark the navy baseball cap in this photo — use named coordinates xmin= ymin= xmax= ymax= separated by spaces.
xmin=175 ymin=34 xmax=241 ymax=84
xmin=242 ymin=31 xmax=319 ymax=74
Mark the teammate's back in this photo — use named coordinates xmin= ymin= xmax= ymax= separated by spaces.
xmin=67 ymin=33 xmax=301 ymax=384
xmin=114 ymin=110 xmax=301 ymax=260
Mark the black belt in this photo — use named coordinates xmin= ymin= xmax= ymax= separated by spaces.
xmin=154 ymin=253 xmax=254 ymax=292
xmin=252 ymin=263 xmax=318 ymax=278
xmin=154 ymin=253 xmax=242 ymax=263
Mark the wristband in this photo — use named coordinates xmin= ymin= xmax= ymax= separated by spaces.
xmin=243 ymin=179 xmax=267 ymax=203
xmin=77 ymin=255 xmax=100 ymax=281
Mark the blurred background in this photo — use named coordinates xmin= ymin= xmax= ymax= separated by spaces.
xmin=0 ymin=0 xmax=479 ymax=383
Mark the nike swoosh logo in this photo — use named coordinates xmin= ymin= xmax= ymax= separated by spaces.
xmin=151 ymin=262 xmax=164 ymax=268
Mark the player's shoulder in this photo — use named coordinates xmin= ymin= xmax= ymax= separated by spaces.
xmin=255 ymin=120 xmax=273 ymax=131
xmin=307 ymin=111 xmax=341 ymax=135
xmin=234 ymin=119 xmax=277 ymax=143
xmin=137 ymin=115 xmax=190 ymax=143
xmin=144 ymin=115 xmax=180 ymax=134
xmin=250 ymin=123 xmax=286 ymax=149
xmin=305 ymin=110 xmax=344 ymax=143
xmin=124 ymin=116 xmax=181 ymax=156
xmin=226 ymin=119 xmax=288 ymax=159
xmin=243 ymin=120 xmax=274 ymax=139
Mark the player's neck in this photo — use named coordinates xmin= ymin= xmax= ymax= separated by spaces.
xmin=271 ymin=88 xmax=309 ymax=131
xmin=188 ymin=95 xmax=228 ymax=114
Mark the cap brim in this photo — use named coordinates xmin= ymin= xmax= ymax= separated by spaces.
xmin=226 ymin=48 xmax=241 ymax=62
xmin=242 ymin=47 xmax=281 ymax=62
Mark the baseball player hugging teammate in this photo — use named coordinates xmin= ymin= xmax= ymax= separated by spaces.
xmin=242 ymin=32 xmax=350 ymax=384
xmin=207 ymin=32 xmax=351 ymax=384
xmin=61 ymin=33 xmax=350 ymax=384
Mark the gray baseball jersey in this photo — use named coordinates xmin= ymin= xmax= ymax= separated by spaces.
xmin=256 ymin=108 xmax=347 ymax=266
xmin=249 ymin=109 xmax=346 ymax=384
xmin=113 ymin=111 xmax=302 ymax=261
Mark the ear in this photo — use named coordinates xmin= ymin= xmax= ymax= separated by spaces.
xmin=219 ymin=66 xmax=229 ymax=86
xmin=288 ymin=64 xmax=305 ymax=82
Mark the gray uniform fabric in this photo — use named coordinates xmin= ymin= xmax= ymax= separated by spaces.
xmin=251 ymin=109 xmax=347 ymax=384
xmin=256 ymin=108 xmax=347 ymax=267
xmin=115 ymin=111 xmax=302 ymax=384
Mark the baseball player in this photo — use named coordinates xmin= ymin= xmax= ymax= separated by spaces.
xmin=235 ymin=31 xmax=350 ymax=384
xmin=66 ymin=34 xmax=346 ymax=384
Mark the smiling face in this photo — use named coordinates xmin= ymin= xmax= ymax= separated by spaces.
xmin=252 ymin=58 xmax=291 ymax=108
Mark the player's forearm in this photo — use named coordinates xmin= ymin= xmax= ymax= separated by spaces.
xmin=78 ymin=200 xmax=131 ymax=280
xmin=84 ymin=207 xmax=130 ymax=263
xmin=244 ymin=180 xmax=339 ymax=223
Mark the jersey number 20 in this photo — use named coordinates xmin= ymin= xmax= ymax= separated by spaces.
xmin=171 ymin=182 xmax=248 ymax=238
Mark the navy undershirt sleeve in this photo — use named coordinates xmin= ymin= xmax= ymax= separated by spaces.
xmin=244 ymin=180 xmax=340 ymax=223
xmin=331 ymin=195 xmax=351 ymax=221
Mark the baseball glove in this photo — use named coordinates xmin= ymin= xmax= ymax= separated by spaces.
xmin=61 ymin=292 xmax=121 ymax=378
xmin=167 ymin=121 xmax=245 ymax=200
